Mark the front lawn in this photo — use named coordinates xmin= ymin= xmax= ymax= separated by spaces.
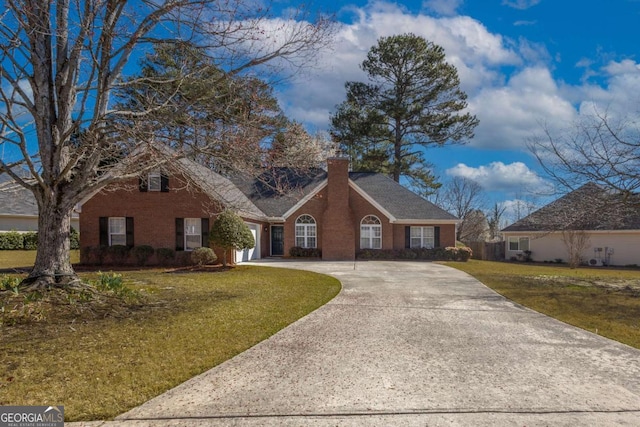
xmin=446 ymin=260 xmax=640 ymax=349
xmin=0 ymin=264 xmax=341 ymax=421
xmin=0 ymin=250 xmax=80 ymax=270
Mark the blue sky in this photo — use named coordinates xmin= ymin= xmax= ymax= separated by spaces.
xmin=273 ymin=0 xmax=640 ymax=219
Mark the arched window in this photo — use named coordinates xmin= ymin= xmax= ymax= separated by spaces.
xmin=360 ymin=215 xmax=382 ymax=249
xmin=295 ymin=215 xmax=317 ymax=248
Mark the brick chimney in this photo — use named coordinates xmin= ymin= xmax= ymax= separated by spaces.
xmin=322 ymin=156 xmax=355 ymax=260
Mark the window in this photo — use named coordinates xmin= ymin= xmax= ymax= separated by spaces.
xmin=295 ymin=215 xmax=317 ymax=248
xmin=410 ymin=226 xmax=435 ymax=249
xmin=360 ymin=215 xmax=382 ymax=249
xmin=185 ymin=218 xmax=202 ymax=250
xmin=148 ymin=171 xmax=162 ymax=191
xmin=508 ymin=236 xmax=530 ymax=251
xmin=109 ymin=217 xmax=126 ymax=246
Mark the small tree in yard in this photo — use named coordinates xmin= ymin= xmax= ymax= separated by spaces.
xmin=561 ymin=230 xmax=591 ymax=269
xmin=209 ymin=211 xmax=255 ymax=267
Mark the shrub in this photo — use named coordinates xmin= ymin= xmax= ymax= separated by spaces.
xmin=106 ymin=245 xmax=130 ymax=264
xmin=83 ymin=246 xmax=108 ymax=265
xmin=0 ymin=275 xmax=20 ymax=292
xmin=175 ymin=251 xmax=193 ymax=266
xmin=289 ymin=247 xmax=322 ymax=257
xmin=191 ymin=247 xmax=217 ymax=266
xmin=70 ymin=227 xmax=80 ymax=250
xmin=156 ymin=248 xmax=176 ymax=266
xmin=131 ymin=245 xmax=155 ymax=266
xmin=22 ymin=232 xmax=38 ymax=250
xmin=209 ymin=210 xmax=255 ymax=266
xmin=356 ymin=246 xmax=472 ymax=262
xmin=0 ymin=231 xmax=25 ymax=250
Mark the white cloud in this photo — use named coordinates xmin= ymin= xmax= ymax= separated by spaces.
xmin=277 ymin=1 xmax=521 ymax=129
xmin=446 ymin=161 xmax=552 ymax=193
xmin=468 ymin=67 xmax=577 ymax=149
xmin=501 ymin=0 xmax=541 ymax=10
xmin=423 ymin=0 xmax=463 ymax=16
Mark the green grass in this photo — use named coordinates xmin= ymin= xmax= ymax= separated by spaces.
xmin=0 ymin=264 xmax=341 ymax=421
xmin=445 ymin=260 xmax=640 ymax=349
xmin=0 ymin=250 xmax=80 ymax=269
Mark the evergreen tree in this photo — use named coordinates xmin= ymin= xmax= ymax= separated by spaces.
xmin=330 ymin=34 xmax=478 ymax=195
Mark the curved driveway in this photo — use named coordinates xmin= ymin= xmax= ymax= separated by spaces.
xmin=115 ymin=260 xmax=640 ymax=426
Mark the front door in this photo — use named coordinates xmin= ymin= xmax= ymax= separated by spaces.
xmin=271 ymin=225 xmax=284 ymax=256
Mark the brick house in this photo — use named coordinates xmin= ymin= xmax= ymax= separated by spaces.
xmin=79 ymin=155 xmax=459 ymax=263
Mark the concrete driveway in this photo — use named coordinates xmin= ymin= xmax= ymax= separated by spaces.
xmin=93 ymin=260 xmax=640 ymax=426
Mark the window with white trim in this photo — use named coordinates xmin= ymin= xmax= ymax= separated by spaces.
xmin=360 ymin=215 xmax=382 ymax=249
xmin=148 ymin=171 xmax=162 ymax=191
xmin=109 ymin=217 xmax=126 ymax=246
xmin=508 ymin=236 xmax=530 ymax=251
xmin=295 ymin=215 xmax=317 ymax=248
xmin=410 ymin=226 xmax=435 ymax=249
xmin=184 ymin=218 xmax=202 ymax=251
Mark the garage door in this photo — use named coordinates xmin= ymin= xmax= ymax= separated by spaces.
xmin=235 ymin=223 xmax=260 ymax=263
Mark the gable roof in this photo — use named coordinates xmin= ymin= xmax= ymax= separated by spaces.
xmin=502 ymin=183 xmax=640 ymax=232
xmin=349 ymin=173 xmax=458 ymax=222
xmin=229 ymin=167 xmax=458 ymax=222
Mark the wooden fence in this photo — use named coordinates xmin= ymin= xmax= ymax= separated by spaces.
xmin=465 ymin=241 xmax=505 ymax=261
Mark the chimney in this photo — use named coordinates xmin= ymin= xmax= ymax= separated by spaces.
xmin=322 ymin=156 xmax=355 ymax=260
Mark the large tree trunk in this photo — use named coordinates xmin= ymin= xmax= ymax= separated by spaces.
xmin=20 ymin=196 xmax=80 ymax=291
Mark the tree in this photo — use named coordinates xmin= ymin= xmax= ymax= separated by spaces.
xmin=561 ymin=230 xmax=591 ymax=269
xmin=116 ymin=42 xmax=288 ymax=176
xmin=438 ymin=177 xmax=486 ymax=241
xmin=528 ymin=108 xmax=640 ymax=195
xmin=0 ymin=0 xmax=334 ymax=290
xmin=330 ymin=33 xmax=478 ymax=195
xmin=486 ymin=202 xmax=507 ymax=241
xmin=209 ymin=210 xmax=255 ymax=267
xmin=268 ymin=123 xmax=335 ymax=169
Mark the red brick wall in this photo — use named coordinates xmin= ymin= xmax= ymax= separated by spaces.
xmin=284 ymin=187 xmax=327 ymax=256
xmin=348 ymin=188 xmax=394 ymax=250
xmin=322 ymin=158 xmax=355 ymax=260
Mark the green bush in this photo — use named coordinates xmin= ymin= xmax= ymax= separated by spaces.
xmin=289 ymin=247 xmax=322 ymax=258
xmin=0 ymin=231 xmax=25 ymax=250
xmin=131 ymin=245 xmax=154 ymax=266
xmin=191 ymin=247 xmax=217 ymax=266
xmin=209 ymin=210 xmax=254 ymax=266
xmin=356 ymin=246 xmax=472 ymax=261
xmin=156 ymin=248 xmax=175 ymax=266
xmin=22 ymin=232 xmax=38 ymax=250
xmin=70 ymin=227 xmax=80 ymax=250
xmin=0 ymin=275 xmax=20 ymax=292
xmin=106 ymin=245 xmax=129 ymax=264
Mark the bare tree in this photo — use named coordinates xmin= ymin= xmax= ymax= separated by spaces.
xmin=486 ymin=202 xmax=506 ymax=241
xmin=0 ymin=0 xmax=335 ymax=290
xmin=439 ymin=177 xmax=485 ymax=241
xmin=528 ymin=107 xmax=640 ymax=195
xmin=459 ymin=209 xmax=489 ymax=243
xmin=561 ymin=230 xmax=591 ymax=269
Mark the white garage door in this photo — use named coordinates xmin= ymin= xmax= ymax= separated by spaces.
xmin=235 ymin=223 xmax=260 ymax=263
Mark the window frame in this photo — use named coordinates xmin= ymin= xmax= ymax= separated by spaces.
xmin=148 ymin=171 xmax=162 ymax=192
xmin=109 ymin=217 xmax=126 ymax=246
xmin=508 ymin=236 xmax=530 ymax=252
xmin=294 ymin=214 xmax=317 ymax=248
xmin=184 ymin=218 xmax=202 ymax=251
xmin=360 ymin=215 xmax=382 ymax=249
xmin=410 ymin=226 xmax=435 ymax=249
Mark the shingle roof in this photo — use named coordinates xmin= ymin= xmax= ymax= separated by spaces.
xmin=230 ymin=168 xmax=327 ymax=218
xmin=349 ymin=173 xmax=458 ymax=221
xmin=502 ymin=183 xmax=640 ymax=232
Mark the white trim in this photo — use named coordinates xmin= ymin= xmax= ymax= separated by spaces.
xmin=502 ymin=229 xmax=640 ymax=236
xmin=282 ymin=181 xmax=328 ymax=220
xmin=393 ymin=219 xmax=460 ymax=225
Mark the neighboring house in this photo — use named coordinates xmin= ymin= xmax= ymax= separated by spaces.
xmin=0 ymin=173 xmax=80 ymax=233
xmin=78 ymin=155 xmax=459 ymax=263
xmin=501 ymin=183 xmax=640 ymax=266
